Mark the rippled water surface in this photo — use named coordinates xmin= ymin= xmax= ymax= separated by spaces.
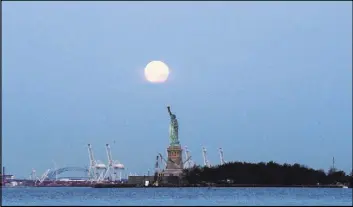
xmin=2 ymin=187 xmax=352 ymax=206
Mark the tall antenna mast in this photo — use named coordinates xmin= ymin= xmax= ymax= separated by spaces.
xmin=219 ymin=148 xmax=225 ymax=165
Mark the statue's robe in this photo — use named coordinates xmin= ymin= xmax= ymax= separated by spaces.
xmin=169 ymin=118 xmax=179 ymax=145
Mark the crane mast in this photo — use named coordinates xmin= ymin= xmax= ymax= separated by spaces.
xmin=87 ymin=144 xmax=96 ymax=166
xmin=87 ymin=144 xmax=99 ymax=181
xmin=187 ymin=150 xmax=195 ymax=167
xmin=103 ymin=143 xmax=124 ymax=182
xmin=184 ymin=146 xmax=189 ymax=168
xmin=202 ymin=146 xmax=210 ymax=167
xmin=106 ymin=144 xmax=114 ymax=166
xmin=219 ymin=147 xmax=225 ymax=165
xmin=31 ymin=169 xmax=37 ymax=181
xmin=153 ymin=155 xmax=161 ymax=186
xmin=155 ymin=155 xmax=160 ymax=172
xmin=184 ymin=146 xmax=193 ymax=168
xmin=35 ymin=169 xmax=50 ymax=185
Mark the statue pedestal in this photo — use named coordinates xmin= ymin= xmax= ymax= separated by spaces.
xmin=163 ymin=145 xmax=183 ymax=177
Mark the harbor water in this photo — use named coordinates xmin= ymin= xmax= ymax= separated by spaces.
xmin=2 ymin=187 xmax=352 ymax=206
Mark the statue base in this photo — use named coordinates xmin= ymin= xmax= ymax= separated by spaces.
xmin=162 ymin=145 xmax=183 ymax=177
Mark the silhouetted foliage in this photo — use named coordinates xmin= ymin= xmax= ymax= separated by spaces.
xmin=183 ymin=161 xmax=352 ymax=186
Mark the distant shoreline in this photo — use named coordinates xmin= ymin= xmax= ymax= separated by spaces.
xmin=91 ymin=183 xmax=351 ymax=189
xmin=2 ymin=184 xmax=351 ymax=189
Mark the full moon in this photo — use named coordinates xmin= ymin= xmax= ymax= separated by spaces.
xmin=144 ymin=61 xmax=170 ymax=83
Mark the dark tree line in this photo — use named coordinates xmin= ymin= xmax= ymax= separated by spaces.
xmin=182 ymin=161 xmax=352 ymax=186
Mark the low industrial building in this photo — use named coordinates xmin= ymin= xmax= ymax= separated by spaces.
xmin=128 ymin=176 xmax=155 ymax=185
xmin=128 ymin=175 xmax=183 ymax=186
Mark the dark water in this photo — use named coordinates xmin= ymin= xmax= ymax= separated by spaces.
xmin=2 ymin=187 xmax=352 ymax=206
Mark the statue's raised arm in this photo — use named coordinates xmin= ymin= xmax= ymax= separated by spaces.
xmin=167 ymin=106 xmax=173 ymax=117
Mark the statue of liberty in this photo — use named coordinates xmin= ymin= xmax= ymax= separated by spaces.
xmin=167 ymin=106 xmax=180 ymax=146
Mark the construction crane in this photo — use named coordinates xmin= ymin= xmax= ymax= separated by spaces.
xmin=158 ymin=153 xmax=169 ymax=166
xmin=52 ymin=160 xmax=58 ymax=181
xmin=35 ymin=169 xmax=50 ymax=186
xmin=153 ymin=155 xmax=163 ymax=186
xmin=219 ymin=147 xmax=225 ymax=165
xmin=184 ymin=146 xmax=195 ymax=169
xmin=30 ymin=169 xmax=37 ymax=181
xmin=87 ymin=144 xmax=107 ymax=182
xmin=202 ymin=146 xmax=211 ymax=167
xmin=104 ymin=144 xmax=125 ymax=182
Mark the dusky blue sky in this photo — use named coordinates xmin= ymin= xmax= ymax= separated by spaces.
xmin=2 ymin=2 xmax=352 ymax=178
